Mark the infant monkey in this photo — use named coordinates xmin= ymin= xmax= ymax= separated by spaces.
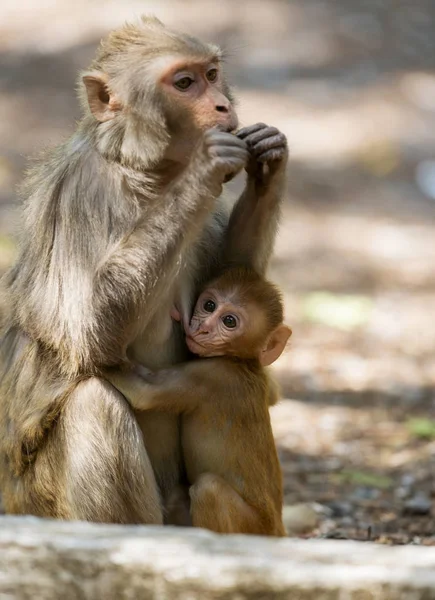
xmin=108 ymin=267 xmax=291 ymax=536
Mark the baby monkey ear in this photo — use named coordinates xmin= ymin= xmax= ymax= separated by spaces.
xmin=260 ymin=324 xmax=292 ymax=367
xmin=82 ymin=72 xmax=122 ymax=122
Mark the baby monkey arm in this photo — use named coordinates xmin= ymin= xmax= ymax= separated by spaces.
xmin=105 ymin=361 xmax=212 ymax=413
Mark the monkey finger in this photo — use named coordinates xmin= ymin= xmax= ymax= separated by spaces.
xmin=209 ymin=142 xmax=249 ymax=166
xmin=212 ymin=145 xmax=249 ymax=160
xmin=228 ymin=159 xmax=246 ymax=171
xmin=214 ymin=154 xmax=249 ymax=177
xmin=250 ymin=133 xmax=287 ymax=157
xmin=236 ymin=123 xmax=267 ymax=139
xmin=205 ymin=130 xmax=247 ymax=148
xmin=257 ymin=148 xmax=288 ymax=164
xmin=225 ymin=160 xmax=247 ymax=177
xmin=135 ymin=364 xmax=155 ymax=380
xmin=244 ymin=127 xmax=282 ymax=148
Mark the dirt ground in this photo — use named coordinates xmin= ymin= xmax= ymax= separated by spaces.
xmin=1 ymin=0 xmax=435 ymax=544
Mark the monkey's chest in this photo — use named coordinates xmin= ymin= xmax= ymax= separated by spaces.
xmin=129 ymin=255 xmax=200 ymax=369
xmin=130 ymin=317 xmax=186 ymax=369
xmin=128 ymin=200 xmax=227 ymax=368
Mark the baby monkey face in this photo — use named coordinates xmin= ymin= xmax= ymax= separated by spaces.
xmin=184 ymin=268 xmax=289 ymax=364
xmin=186 ymin=287 xmax=250 ymax=357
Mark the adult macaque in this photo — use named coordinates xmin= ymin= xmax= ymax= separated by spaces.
xmin=0 ymin=17 xmax=288 ymax=523
xmin=108 ymin=267 xmax=291 ymax=536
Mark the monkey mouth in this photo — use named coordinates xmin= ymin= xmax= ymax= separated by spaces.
xmin=215 ymin=123 xmax=237 ymax=134
xmin=186 ymin=336 xmax=224 ymax=358
xmin=186 ymin=336 xmax=207 ymax=355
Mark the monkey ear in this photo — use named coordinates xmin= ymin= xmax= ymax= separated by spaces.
xmin=260 ymin=324 xmax=292 ymax=367
xmin=82 ymin=72 xmax=122 ymax=123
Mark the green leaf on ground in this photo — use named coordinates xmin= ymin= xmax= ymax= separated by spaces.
xmin=407 ymin=418 xmax=435 ymax=440
xmin=337 ymin=469 xmax=393 ymax=489
xmin=302 ymin=292 xmax=373 ymax=331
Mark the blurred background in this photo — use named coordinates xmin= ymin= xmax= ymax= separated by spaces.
xmin=1 ymin=0 xmax=434 ymax=544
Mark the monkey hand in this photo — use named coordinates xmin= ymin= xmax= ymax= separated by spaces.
xmin=200 ymin=130 xmax=249 ymax=188
xmin=237 ymin=123 xmax=288 ymax=182
xmin=134 ymin=364 xmax=155 ymax=380
xmin=134 ymin=364 xmax=167 ymax=385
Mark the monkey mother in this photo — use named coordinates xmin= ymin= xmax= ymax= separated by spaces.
xmin=0 ymin=17 xmax=288 ymax=524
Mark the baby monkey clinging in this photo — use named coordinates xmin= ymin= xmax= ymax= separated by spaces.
xmin=186 ymin=267 xmax=290 ymax=365
xmin=108 ymin=267 xmax=291 ymax=536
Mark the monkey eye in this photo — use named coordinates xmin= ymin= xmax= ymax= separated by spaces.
xmin=203 ymin=300 xmax=216 ymax=313
xmin=206 ymin=68 xmax=218 ymax=83
xmin=174 ymin=76 xmax=194 ymax=91
xmin=222 ymin=314 xmax=237 ymax=329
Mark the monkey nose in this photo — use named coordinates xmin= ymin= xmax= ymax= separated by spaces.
xmin=188 ymin=322 xmax=207 ymax=336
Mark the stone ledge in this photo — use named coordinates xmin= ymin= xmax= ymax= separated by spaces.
xmin=1 ymin=516 xmax=435 ymax=599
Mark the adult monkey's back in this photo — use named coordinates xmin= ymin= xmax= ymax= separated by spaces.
xmin=0 ymin=17 xmax=288 ymax=523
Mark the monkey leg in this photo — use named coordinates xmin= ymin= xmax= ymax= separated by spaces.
xmin=25 ymin=378 xmax=163 ymax=524
xmin=190 ymin=473 xmax=279 ymax=536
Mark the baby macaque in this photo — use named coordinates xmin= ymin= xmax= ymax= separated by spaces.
xmin=107 ymin=267 xmax=291 ymax=536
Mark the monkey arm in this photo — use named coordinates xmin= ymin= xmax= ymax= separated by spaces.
xmin=95 ymin=165 xmax=218 ymax=343
xmin=105 ymin=361 xmax=213 ymax=414
xmin=91 ymin=133 xmax=248 ymax=365
xmin=224 ymin=175 xmax=283 ymax=274
xmin=223 ymin=124 xmax=288 ymax=275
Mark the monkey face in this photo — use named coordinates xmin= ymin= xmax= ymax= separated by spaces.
xmin=157 ymin=59 xmax=238 ymax=164
xmin=186 ymin=287 xmax=260 ymax=358
xmin=186 ymin=268 xmax=292 ymax=365
xmin=81 ymin=19 xmax=238 ymax=168
xmin=159 ymin=60 xmax=237 ymax=134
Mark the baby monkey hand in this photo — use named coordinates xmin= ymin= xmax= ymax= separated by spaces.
xmin=134 ymin=364 xmax=156 ymax=381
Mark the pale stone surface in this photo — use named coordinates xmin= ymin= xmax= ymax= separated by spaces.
xmin=1 ymin=516 xmax=435 ymax=599
xmin=282 ymin=503 xmax=319 ymax=534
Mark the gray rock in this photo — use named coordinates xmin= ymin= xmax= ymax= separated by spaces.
xmin=401 ymin=474 xmax=416 ymax=488
xmin=327 ymin=500 xmax=353 ymax=517
xmin=351 ymin=487 xmax=381 ymax=501
xmin=282 ymin=503 xmax=319 ymax=534
xmin=2 ymin=516 xmax=435 ymax=599
xmin=395 ymin=485 xmax=414 ymax=500
xmin=403 ymin=493 xmax=432 ymax=516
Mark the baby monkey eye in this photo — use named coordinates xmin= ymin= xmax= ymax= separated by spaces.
xmin=222 ymin=314 xmax=237 ymax=329
xmin=203 ymin=300 xmax=216 ymax=313
xmin=174 ymin=76 xmax=194 ymax=91
xmin=206 ymin=68 xmax=218 ymax=82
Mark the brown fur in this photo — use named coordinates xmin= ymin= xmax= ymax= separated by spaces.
xmin=107 ymin=270 xmax=289 ymax=536
xmin=0 ymin=17 xmax=287 ymax=523
xmin=108 ymin=358 xmax=286 ymax=536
